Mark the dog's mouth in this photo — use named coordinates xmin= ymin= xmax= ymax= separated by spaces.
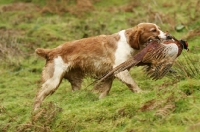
xmin=146 ymin=36 xmax=160 ymax=43
xmin=142 ymin=34 xmax=174 ymax=49
xmin=161 ymin=33 xmax=174 ymax=41
xmin=148 ymin=34 xmax=174 ymax=42
xmin=140 ymin=37 xmax=158 ymax=48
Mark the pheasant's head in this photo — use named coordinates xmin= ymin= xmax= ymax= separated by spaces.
xmin=180 ymin=40 xmax=189 ymax=51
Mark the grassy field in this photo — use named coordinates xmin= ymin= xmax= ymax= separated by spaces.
xmin=0 ymin=0 xmax=200 ymax=131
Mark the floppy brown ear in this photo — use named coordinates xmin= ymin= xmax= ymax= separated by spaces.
xmin=128 ymin=27 xmax=143 ymax=50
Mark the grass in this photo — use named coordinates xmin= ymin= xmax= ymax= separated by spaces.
xmin=0 ymin=0 xmax=200 ymax=131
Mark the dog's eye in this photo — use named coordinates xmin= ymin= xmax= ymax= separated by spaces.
xmin=150 ymin=28 xmax=157 ymax=32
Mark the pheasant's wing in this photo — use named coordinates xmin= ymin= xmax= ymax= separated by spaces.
xmin=142 ymin=42 xmax=179 ymax=80
xmin=96 ymin=58 xmax=141 ymax=83
xmin=144 ymin=60 xmax=174 ymax=80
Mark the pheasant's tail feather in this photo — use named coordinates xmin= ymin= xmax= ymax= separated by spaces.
xmin=158 ymin=63 xmax=173 ymax=79
xmin=95 ymin=58 xmax=141 ymax=85
xmin=114 ymin=58 xmax=141 ymax=74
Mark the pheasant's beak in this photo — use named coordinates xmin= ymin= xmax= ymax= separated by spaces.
xmin=165 ymin=32 xmax=173 ymax=40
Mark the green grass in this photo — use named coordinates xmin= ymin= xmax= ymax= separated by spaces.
xmin=0 ymin=0 xmax=200 ymax=131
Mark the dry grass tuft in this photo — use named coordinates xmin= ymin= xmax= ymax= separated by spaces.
xmin=0 ymin=105 xmax=16 ymax=131
xmin=40 ymin=0 xmax=69 ymax=15
xmin=119 ymin=0 xmax=141 ymax=12
xmin=0 ymin=103 xmax=61 ymax=132
xmin=183 ymin=29 xmax=200 ymax=40
xmin=154 ymin=103 xmax=175 ymax=118
xmin=140 ymin=94 xmax=177 ymax=118
xmin=69 ymin=0 xmax=94 ymax=17
xmin=0 ymin=2 xmax=40 ymax=12
xmin=187 ymin=122 xmax=200 ymax=132
xmin=40 ymin=0 xmax=94 ymax=16
xmin=17 ymin=102 xmax=62 ymax=132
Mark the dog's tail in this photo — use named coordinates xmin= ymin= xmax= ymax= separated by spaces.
xmin=35 ymin=48 xmax=51 ymax=59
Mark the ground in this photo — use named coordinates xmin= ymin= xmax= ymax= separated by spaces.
xmin=0 ymin=0 xmax=200 ymax=131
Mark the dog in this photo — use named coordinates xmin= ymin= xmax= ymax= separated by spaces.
xmin=34 ymin=23 xmax=168 ymax=110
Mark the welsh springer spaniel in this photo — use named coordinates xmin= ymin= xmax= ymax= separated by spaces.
xmin=34 ymin=23 xmax=168 ymax=110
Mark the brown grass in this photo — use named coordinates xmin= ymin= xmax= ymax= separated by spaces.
xmin=0 ymin=2 xmax=40 ymax=12
xmin=40 ymin=0 xmax=94 ymax=16
xmin=17 ymin=102 xmax=62 ymax=132
xmin=183 ymin=29 xmax=200 ymax=40
xmin=139 ymin=93 xmax=186 ymax=118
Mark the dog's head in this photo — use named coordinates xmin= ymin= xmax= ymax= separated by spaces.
xmin=127 ymin=23 xmax=167 ymax=50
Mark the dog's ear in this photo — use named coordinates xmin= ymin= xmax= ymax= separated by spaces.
xmin=128 ymin=26 xmax=143 ymax=50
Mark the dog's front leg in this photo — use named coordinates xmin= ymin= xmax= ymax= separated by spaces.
xmin=115 ymin=70 xmax=142 ymax=93
xmin=93 ymin=77 xmax=114 ymax=99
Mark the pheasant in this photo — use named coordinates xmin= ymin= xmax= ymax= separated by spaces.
xmin=96 ymin=36 xmax=189 ymax=83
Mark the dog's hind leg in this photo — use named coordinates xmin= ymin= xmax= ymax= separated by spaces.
xmin=34 ymin=56 xmax=69 ymax=111
xmin=68 ymin=78 xmax=83 ymax=91
xmin=65 ymin=69 xmax=84 ymax=91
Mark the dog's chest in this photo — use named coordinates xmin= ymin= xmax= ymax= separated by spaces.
xmin=113 ymin=30 xmax=135 ymax=67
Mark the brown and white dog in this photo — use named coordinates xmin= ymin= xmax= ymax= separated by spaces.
xmin=34 ymin=23 xmax=167 ymax=110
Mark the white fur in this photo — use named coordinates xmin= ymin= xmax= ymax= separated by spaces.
xmin=54 ymin=56 xmax=70 ymax=73
xmin=153 ymin=24 xmax=166 ymax=39
xmin=158 ymin=30 xmax=166 ymax=39
xmin=41 ymin=56 xmax=69 ymax=97
xmin=114 ymin=30 xmax=134 ymax=67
